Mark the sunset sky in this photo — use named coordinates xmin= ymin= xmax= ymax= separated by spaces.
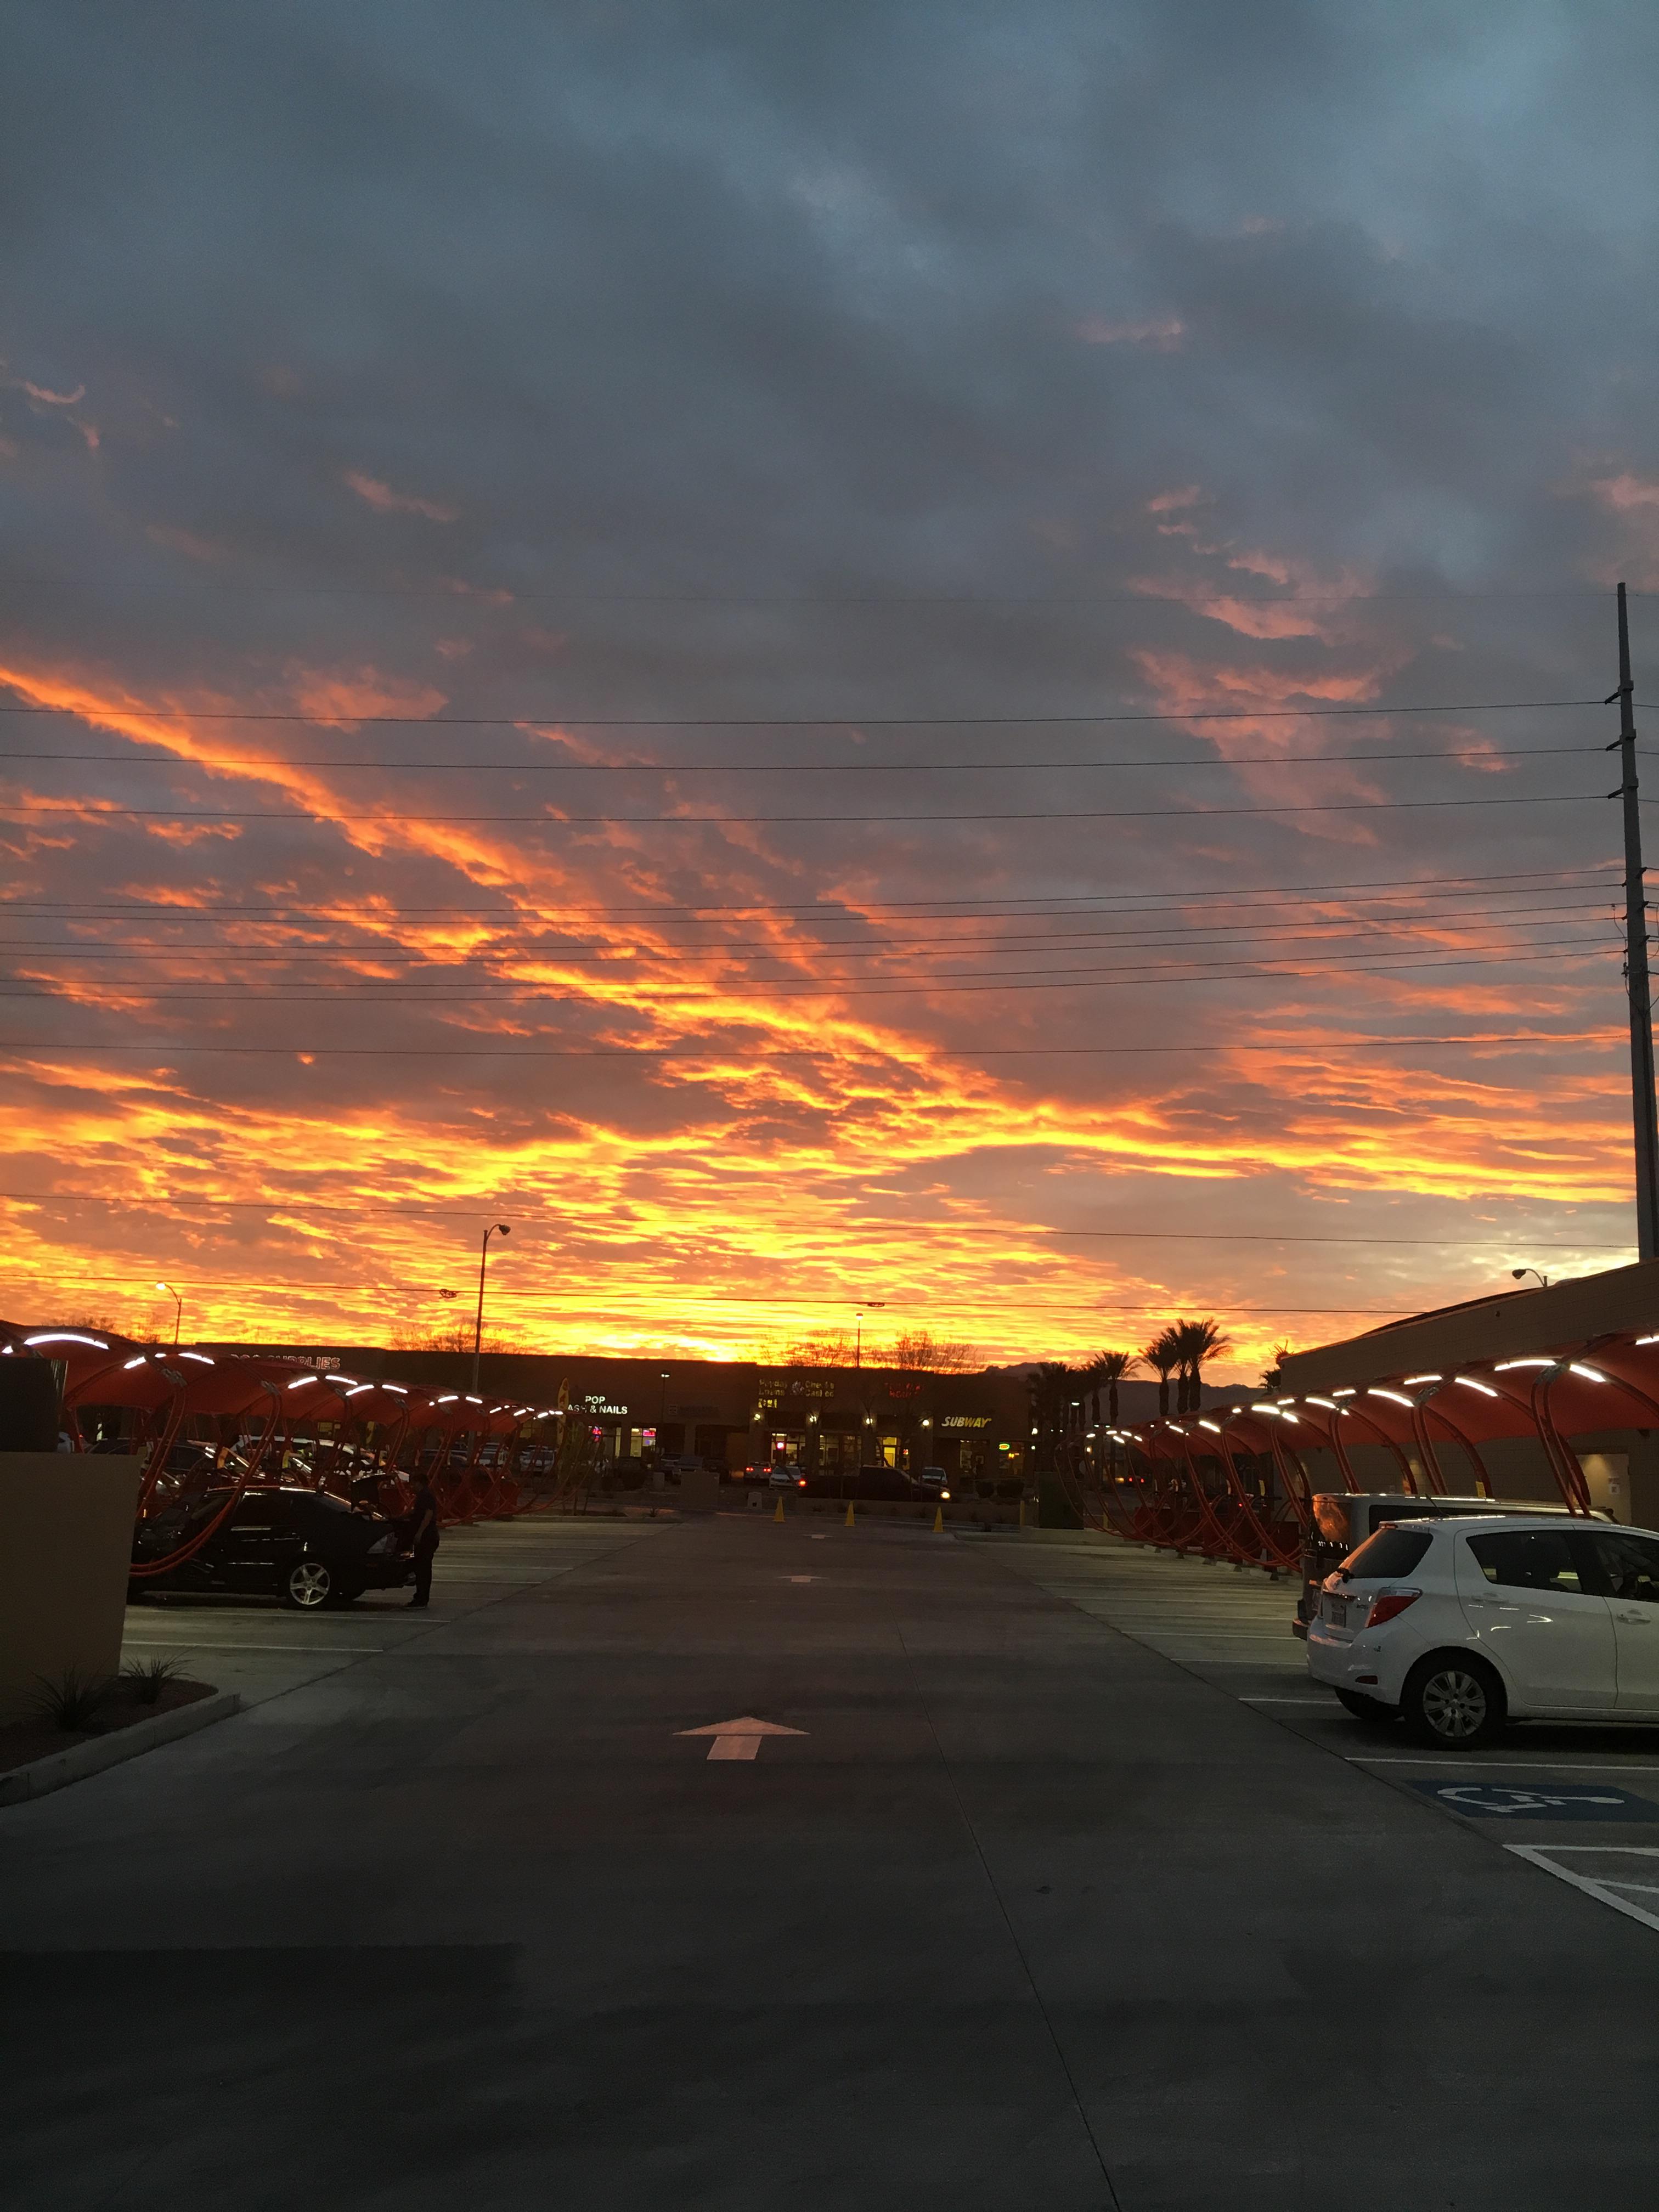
xmin=5 ymin=4 xmax=1659 ymax=1382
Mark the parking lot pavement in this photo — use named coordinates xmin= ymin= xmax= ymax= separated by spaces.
xmin=7 ymin=1512 xmax=1659 ymax=2210
xmin=981 ymin=1527 xmax=1659 ymax=1899
xmin=972 ymin=1534 xmax=1309 ymax=1700
xmin=114 ymin=1513 xmax=669 ymax=1708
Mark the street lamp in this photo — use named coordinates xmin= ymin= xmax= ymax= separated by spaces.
xmin=1511 ymin=1267 xmax=1550 ymax=1290
xmin=155 ymin=1280 xmax=182 ymax=1349
xmin=854 ymin=1301 xmax=887 ymax=1369
xmin=659 ymin=1369 xmax=670 ymax=1450
xmin=472 ymin=1223 xmax=510 ymax=1391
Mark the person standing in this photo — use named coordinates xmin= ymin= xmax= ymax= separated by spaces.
xmin=407 ymin=1472 xmax=441 ymax=1609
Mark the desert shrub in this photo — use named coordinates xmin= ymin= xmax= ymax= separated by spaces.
xmin=120 ymin=1656 xmax=183 ymax=1705
xmin=29 ymin=1667 xmax=116 ymax=1732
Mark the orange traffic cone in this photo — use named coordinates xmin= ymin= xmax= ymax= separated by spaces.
xmin=932 ymin=1506 xmax=944 ymax=1533
xmin=844 ymin=1501 xmax=855 ymax=1528
xmin=774 ymin=1497 xmax=785 ymax=1523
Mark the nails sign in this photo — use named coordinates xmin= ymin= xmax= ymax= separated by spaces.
xmin=676 ymin=1716 xmax=808 ymax=1763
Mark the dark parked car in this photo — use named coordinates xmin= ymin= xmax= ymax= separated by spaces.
xmin=130 ymin=1485 xmax=410 ymax=1609
xmin=803 ymin=1464 xmax=926 ymax=1503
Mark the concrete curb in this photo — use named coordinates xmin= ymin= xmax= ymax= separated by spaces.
xmin=0 ymin=1689 xmax=241 ymax=1808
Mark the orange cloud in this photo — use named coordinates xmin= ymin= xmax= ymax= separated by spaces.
xmin=0 ymin=652 xmax=1634 ymax=1379
xmin=345 ymin=470 xmax=458 ymax=522
xmin=145 ymin=523 xmax=225 ymax=562
xmin=1080 ymin=315 xmax=1184 ymax=349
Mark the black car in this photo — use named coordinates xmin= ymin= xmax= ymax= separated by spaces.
xmin=130 ymin=1485 xmax=411 ymax=1609
xmin=803 ymin=1464 xmax=926 ymax=1503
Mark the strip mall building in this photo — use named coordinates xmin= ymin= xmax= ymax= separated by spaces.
xmin=201 ymin=1344 xmax=1035 ymax=1483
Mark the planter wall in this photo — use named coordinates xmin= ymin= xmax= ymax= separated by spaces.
xmin=0 ymin=1454 xmax=143 ymax=1724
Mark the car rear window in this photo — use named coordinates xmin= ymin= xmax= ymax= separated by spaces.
xmin=1341 ymin=1528 xmax=1433 ymax=1579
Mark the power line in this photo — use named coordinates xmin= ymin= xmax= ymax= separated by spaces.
xmin=0 ymin=888 xmax=1620 ymax=944
xmin=0 ymin=941 xmax=1616 ymax=1042
xmin=0 ymin=696 xmax=1607 ymax=727
xmin=0 ymin=900 xmax=1616 ymax=964
xmin=0 ymin=863 xmax=1612 ymax=919
xmin=4 ymin=575 xmax=1621 ymax=605
xmin=0 ymin=1032 xmax=1612 ymax=1059
xmin=0 ymin=740 xmax=1600 ymax=772
xmin=0 ymin=791 xmax=1600 ymax=826
xmin=0 ymin=934 xmax=1618 ymax=1001
xmin=0 ymin=1186 xmax=1626 ymax=1250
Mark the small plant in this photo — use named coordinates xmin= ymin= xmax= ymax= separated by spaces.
xmin=29 ymin=1667 xmax=116 ymax=1733
xmin=120 ymin=1655 xmax=183 ymax=1706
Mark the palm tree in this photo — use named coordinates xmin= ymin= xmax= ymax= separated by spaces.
xmin=1088 ymin=1348 xmax=1140 ymax=1427
xmin=1172 ymin=1316 xmax=1232 ymax=1414
xmin=1028 ymin=1362 xmax=1073 ymax=1467
xmin=1259 ymin=1341 xmax=1291 ymax=1391
xmin=1143 ymin=1328 xmax=1180 ymax=1418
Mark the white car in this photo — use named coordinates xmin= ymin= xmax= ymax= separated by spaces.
xmin=1306 ymin=1514 xmax=1659 ymax=1747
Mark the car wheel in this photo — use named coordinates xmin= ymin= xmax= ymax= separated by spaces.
xmin=1401 ymin=1652 xmax=1505 ymax=1749
xmin=1335 ymin=1689 xmax=1396 ymax=1726
xmin=282 ymin=1558 xmax=333 ymax=1610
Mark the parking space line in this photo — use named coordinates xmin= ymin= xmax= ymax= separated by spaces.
xmin=1507 ymin=1846 xmax=1659 ymax=1935
xmin=1351 ymin=1757 xmax=1659 ymax=1771
xmin=120 ymin=1639 xmax=396 ymax=1654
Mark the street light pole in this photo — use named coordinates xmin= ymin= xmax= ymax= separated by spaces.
xmin=854 ymin=1301 xmax=886 ymax=1369
xmin=155 ymin=1279 xmax=182 ymax=1349
xmin=472 ymin=1222 xmax=510 ymax=1392
xmin=1613 ymin=581 xmax=1659 ymax=1261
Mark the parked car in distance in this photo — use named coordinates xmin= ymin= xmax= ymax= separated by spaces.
xmin=917 ymin=1465 xmax=952 ymax=1499
xmin=804 ymin=1464 xmax=925 ymax=1503
xmin=131 ymin=1485 xmax=411 ymax=1610
xmin=768 ymin=1462 xmax=806 ymax=1489
xmin=1306 ymin=1513 xmax=1659 ymax=1747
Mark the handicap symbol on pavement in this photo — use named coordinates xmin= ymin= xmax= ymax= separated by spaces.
xmin=1410 ymin=1780 xmax=1659 ymax=1822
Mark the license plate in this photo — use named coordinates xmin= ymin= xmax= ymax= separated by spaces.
xmin=1325 ymin=1594 xmax=1346 ymax=1628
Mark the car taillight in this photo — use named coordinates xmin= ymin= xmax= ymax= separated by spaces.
xmin=1366 ymin=1588 xmax=1421 ymax=1628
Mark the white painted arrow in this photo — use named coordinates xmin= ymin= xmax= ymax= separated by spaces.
xmin=676 ymin=1716 xmax=808 ymax=1763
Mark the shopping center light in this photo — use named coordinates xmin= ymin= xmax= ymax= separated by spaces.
xmin=1331 ymin=1387 xmax=1356 ymax=1398
xmin=1454 ymin=1376 xmax=1500 ymax=1397
xmin=24 ymin=1331 xmax=108 ymax=1350
xmin=179 ymin=1352 xmax=215 ymax=1365
xmin=1494 ymin=1358 xmax=1555 ymax=1371
xmin=1402 ymin=1374 xmax=1441 ymax=1386
xmin=287 ymin=1375 xmax=318 ymax=1391
xmin=1305 ymin=1397 xmax=1340 ymax=1412
xmin=1367 ymin=1389 xmax=1414 ymax=1407
xmin=122 ymin=1356 xmax=146 ymax=1370
xmin=1568 ymin=1364 xmax=1607 ymax=1382
xmin=1198 ymin=1420 xmax=1221 ymax=1434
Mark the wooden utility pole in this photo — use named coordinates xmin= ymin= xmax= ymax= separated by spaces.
xmin=1612 ymin=582 xmax=1659 ymax=1260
